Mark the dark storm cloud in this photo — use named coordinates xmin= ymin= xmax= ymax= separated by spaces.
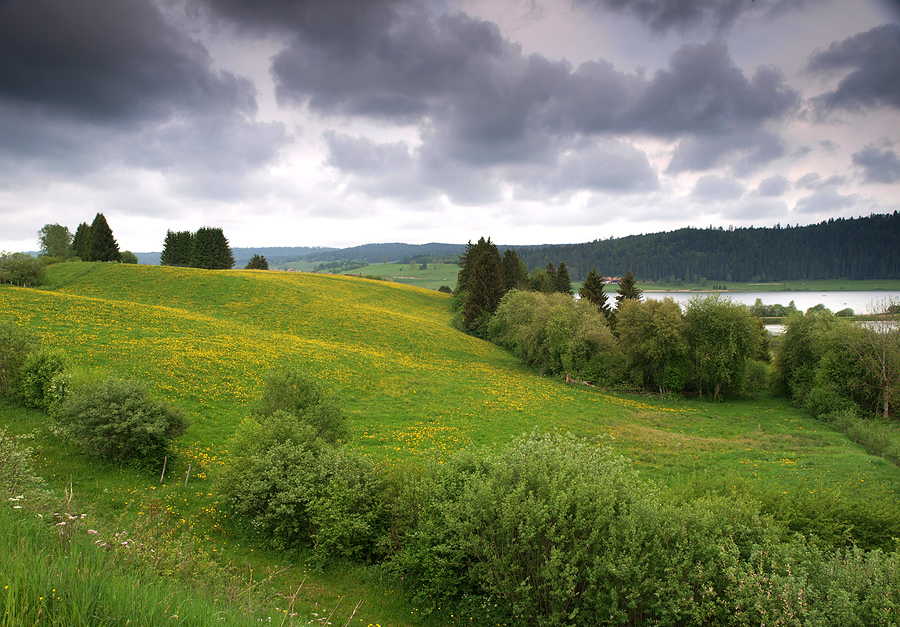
xmin=0 ymin=0 xmax=255 ymax=122
xmin=0 ymin=0 xmax=286 ymax=194
xmin=208 ymin=0 xmax=800 ymax=192
xmin=852 ymin=142 xmax=900 ymax=184
xmin=808 ymin=23 xmax=900 ymax=112
xmin=572 ymin=0 xmax=811 ymax=34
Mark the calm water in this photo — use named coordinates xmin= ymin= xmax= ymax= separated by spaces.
xmin=637 ymin=290 xmax=900 ymax=334
xmin=643 ymin=290 xmax=900 ymax=315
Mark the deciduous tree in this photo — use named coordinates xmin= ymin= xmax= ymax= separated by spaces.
xmin=685 ymin=295 xmax=758 ymax=401
xmin=37 ymin=224 xmax=73 ymax=258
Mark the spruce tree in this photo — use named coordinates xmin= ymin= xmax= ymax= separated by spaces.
xmin=458 ymin=237 xmax=503 ymax=331
xmin=500 ymin=248 xmax=527 ymax=292
xmin=245 ymin=254 xmax=269 ymax=270
xmin=541 ymin=262 xmax=557 ymax=293
xmin=554 ymin=262 xmax=573 ymax=295
xmin=72 ymin=222 xmax=91 ymax=260
xmin=87 ymin=213 xmax=121 ymax=262
xmin=190 ymin=227 xmax=234 ymax=270
xmin=160 ymin=230 xmax=194 ymax=266
xmin=615 ymin=270 xmax=642 ymax=305
xmin=579 ymin=268 xmax=611 ymax=319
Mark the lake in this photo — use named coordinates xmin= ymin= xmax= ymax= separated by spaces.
xmin=642 ymin=290 xmax=900 ymax=315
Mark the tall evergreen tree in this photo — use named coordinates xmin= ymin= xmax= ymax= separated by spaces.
xmin=190 ymin=227 xmax=234 ymax=270
xmin=579 ymin=268 xmax=611 ymax=319
xmin=87 ymin=213 xmax=121 ymax=262
xmin=615 ymin=271 xmax=642 ymax=306
xmin=554 ymin=262 xmax=573 ymax=295
xmin=160 ymin=230 xmax=194 ymax=266
xmin=72 ymin=222 xmax=91 ymax=260
xmin=459 ymin=237 xmax=503 ymax=331
xmin=500 ymin=248 xmax=527 ymax=291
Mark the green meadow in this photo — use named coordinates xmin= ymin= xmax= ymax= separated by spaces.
xmin=3 ymin=262 xmax=900 ymax=625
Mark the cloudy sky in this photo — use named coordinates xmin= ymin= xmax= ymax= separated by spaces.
xmin=2 ymin=0 xmax=899 ymax=253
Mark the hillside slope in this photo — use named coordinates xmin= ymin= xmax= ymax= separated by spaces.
xmin=2 ymin=262 xmax=897 ymax=491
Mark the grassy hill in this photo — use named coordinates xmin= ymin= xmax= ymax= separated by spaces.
xmin=3 ymin=262 xmax=900 ymax=624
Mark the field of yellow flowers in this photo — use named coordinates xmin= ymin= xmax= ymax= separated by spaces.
xmin=4 ymin=261 xmax=899 ymax=488
xmin=4 ymin=261 xmax=900 ymax=626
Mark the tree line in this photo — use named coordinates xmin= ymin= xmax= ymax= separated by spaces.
xmin=456 ymin=236 xmax=899 ymax=414
xmin=515 ymin=212 xmax=900 ymax=282
xmin=1 ymin=214 xmax=135 ymax=286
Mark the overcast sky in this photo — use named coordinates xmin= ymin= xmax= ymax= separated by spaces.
xmin=2 ymin=0 xmax=899 ymax=253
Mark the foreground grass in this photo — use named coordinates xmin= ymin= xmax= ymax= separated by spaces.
xmin=3 ymin=262 xmax=900 ymax=624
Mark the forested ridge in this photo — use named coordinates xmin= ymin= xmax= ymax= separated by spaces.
xmin=515 ymin=212 xmax=900 ymax=282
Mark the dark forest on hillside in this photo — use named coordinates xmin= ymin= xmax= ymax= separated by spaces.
xmin=515 ymin=212 xmax=900 ymax=282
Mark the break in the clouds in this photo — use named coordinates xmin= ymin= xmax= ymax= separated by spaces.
xmin=0 ymin=0 xmax=898 ymax=252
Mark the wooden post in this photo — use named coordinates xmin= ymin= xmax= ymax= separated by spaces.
xmin=160 ymin=456 xmax=167 ymax=483
xmin=184 ymin=463 xmax=192 ymax=486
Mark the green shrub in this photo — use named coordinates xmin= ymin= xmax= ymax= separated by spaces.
xmin=252 ymin=369 xmax=348 ymax=444
xmin=0 ymin=252 xmax=45 ymax=286
xmin=221 ymin=410 xmax=387 ymax=562
xmin=804 ymin=384 xmax=857 ymax=418
xmin=52 ymin=378 xmax=189 ymax=466
xmin=18 ymin=346 xmax=68 ymax=410
xmin=738 ymin=359 xmax=769 ymax=398
xmin=0 ymin=320 xmax=39 ymax=398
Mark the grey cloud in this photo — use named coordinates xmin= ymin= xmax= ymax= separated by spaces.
xmin=0 ymin=0 xmax=256 ymax=123
xmin=808 ymin=24 xmax=900 ymax=112
xmin=250 ymin=1 xmax=797 ymax=175
xmin=691 ymin=174 xmax=744 ymax=201
xmin=795 ymin=172 xmax=848 ymax=189
xmin=0 ymin=0 xmax=287 ymax=198
xmin=756 ymin=175 xmax=790 ymax=197
xmin=572 ymin=0 xmax=811 ymax=35
xmin=515 ymin=139 xmax=660 ymax=195
xmin=667 ymin=129 xmax=787 ymax=174
xmin=794 ymin=188 xmax=856 ymax=214
xmin=629 ymin=42 xmax=799 ymax=137
xmin=852 ymin=143 xmax=900 ymax=184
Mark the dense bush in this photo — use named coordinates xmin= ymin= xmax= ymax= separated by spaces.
xmin=488 ymin=290 xmax=623 ymax=384
xmin=0 ymin=321 xmax=39 ymax=398
xmin=252 ymin=369 xmax=349 ymax=444
xmin=390 ymin=431 xmax=900 ymax=627
xmin=0 ymin=252 xmax=45 ymax=286
xmin=52 ymin=378 xmax=189 ymax=466
xmin=17 ymin=346 xmax=69 ymax=410
xmin=221 ymin=410 xmax=387 ymax=562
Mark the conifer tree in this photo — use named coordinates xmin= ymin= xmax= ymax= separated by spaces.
xmin=579 ymin=268 xmax=611 ymax=319
xmin=500 ymin=248 xmax=527 ymax=291
xmin=160 ymin=230 xmax=194 ymax=266
xmin=615 ymin=270 xmax=642 ymax=306
xmin=554 ymin=262 xmax=573 ymax=295
xmin=245 ymin=254 xmax=269 ymax=270
xmin=190 ymin=227 xmax=234 ymax=270
xmin=458 ymin=237 xmax=503 ymax=331
xmin=87 ymin=213 xmax=121 ymax=262
xmin=72 ymin=222 xmax=91 ymax=260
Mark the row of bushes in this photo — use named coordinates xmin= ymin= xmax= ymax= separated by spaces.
xmin=483 ymin=291 xmax=768 ymax=400
xmin=218 ymin=372 xmax=900 ymax=626
xmin=0 ymin=321 xmax=188 ymax=467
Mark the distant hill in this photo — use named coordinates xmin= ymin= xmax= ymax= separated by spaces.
xmin=125 ymin=212 xmax=900 ymax=282
xmin=513 ymin=212 xmax=900 ymax=282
